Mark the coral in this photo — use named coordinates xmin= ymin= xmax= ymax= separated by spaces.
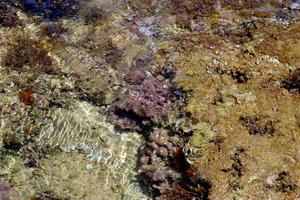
xmin=2 ymin=38 xmax=54 ymax=74
xmin=138 ymin=129 xmax=211 ymax=200
xmin=0 ymin=0 xmax=299 ymax=199
xmin=110 ymin=64 xmax=176 ymax=131
xmin=0 ymin=1 xmax=21 ymax=27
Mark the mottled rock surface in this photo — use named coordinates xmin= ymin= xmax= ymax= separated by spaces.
xmin=0 ymin=0 xmax=300 ymax=200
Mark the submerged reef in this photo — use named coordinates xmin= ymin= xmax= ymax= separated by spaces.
xmin=0 ymin=0 xmax=300 ymax=199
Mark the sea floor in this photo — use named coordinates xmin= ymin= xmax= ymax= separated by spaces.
xmin=0 ymin=0 xmax=300 ymax=200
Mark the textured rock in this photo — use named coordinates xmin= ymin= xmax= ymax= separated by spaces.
xmin=110 ymin=64 xmax=175 ymax=131
xmin=138 ymin=129 xmax=211 ymax=200
xmin=2 ymin=38 xmax=54 ymax=74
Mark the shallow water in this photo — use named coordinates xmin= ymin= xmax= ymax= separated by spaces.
xmin=1 ymin=0 xmax=300 ymax=199
xmin=21 ymin=0 xmax=79 ymax=20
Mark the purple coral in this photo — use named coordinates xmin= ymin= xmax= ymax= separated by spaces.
xmin=110 ymin=64 xmax=174 ymax=131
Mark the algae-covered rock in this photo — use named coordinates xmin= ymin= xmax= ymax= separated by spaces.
xmin=1 ymin=0 xmax=300 ymax=199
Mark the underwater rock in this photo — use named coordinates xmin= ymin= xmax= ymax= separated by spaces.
xmin=80 ymin=6 xmax=105 ymax=24
xmin=20 ymin=0 xmax=79 ymax=20
xmin=110 ymin=65 xmax=175 ymax=131
xmin=139 ymin=129 xmax=211 ymax=200
xmin=123 ymin=65 xmax=147 ymax=85
xmin=2 ymin=37 xmax=54 ymax=74
xmin=76 ymin=75 xmax=117 ymax=106
xmin=169 ymin=0 xmax=216 ymax=19
xmin=40 ymin=22 xmax=68 ymax=39
xmin=229 ymin=147 xmax=246 ymax=178
xmin=32 ymin=101 xmax=147 ymax=199
xmin=35 ymin=96 xmax=49 ymax=109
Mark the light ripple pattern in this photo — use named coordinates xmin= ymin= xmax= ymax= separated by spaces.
xmin=37 ymin=101 xmax=147 ymax=200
